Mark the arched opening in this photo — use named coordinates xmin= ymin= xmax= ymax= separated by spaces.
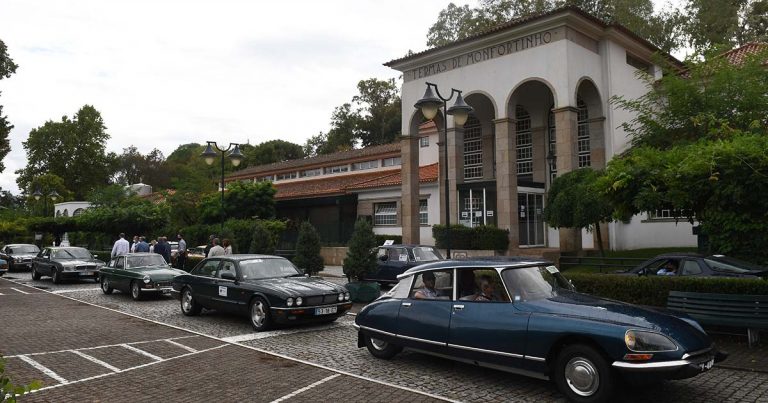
xmin=458 ymin=92 xmax=497 ymax=228
xmin=575 ymin=78 xmax=605 ymax=169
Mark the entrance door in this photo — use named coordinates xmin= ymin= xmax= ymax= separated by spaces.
xmin=518 ymin=193 xmax=545 ymax=246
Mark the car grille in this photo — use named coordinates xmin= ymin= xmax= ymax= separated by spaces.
xmin=76 ymin=265 xmax=97 ymax=271
xmin=305 ymin=294 xmax=339 ymax=306
xmin=156 ymin=281 xmax=172 ymax=288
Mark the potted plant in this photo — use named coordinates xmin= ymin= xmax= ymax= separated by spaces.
xmin=343 ymin=218 xmax=380 ymax=302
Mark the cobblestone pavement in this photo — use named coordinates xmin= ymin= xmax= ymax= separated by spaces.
xmin=5 ymin=271 xmax=768 ymax=402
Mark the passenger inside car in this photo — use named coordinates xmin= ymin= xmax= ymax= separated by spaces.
xmin=458 ymin=269 xmax=509 ymax=302
xmin=411 ymin=271 xmax=452 ymax=300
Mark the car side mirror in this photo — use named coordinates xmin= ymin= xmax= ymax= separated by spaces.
xmin=221 ymin=271 xmax=237 ymax=281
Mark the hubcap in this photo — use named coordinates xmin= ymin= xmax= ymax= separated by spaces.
xmin=132 ymin=283 xmax=139 ymax=298
xmin=182 ymin=291 xmax=192 ymax=312
xmin=565 ymin=357 xmax=600 ymax=397
xmin=251 ymin=301 xmax=266 ymax=327
xmin=370 ymin=338 xmax=388 ymax=351
xmin=102 ymin=278 xmax=109 ymax=291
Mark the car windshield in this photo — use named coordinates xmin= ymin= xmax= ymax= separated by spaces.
xmin=239 ymin=258 xmax=302 ymax=280
xmin=126 ymin=255 xmax=168 ymax=268
xmin=501 ymin=265 xmax=574 ymax=301
xmin=412 ymin=247 xmax=442 ymax=262
xmin=11 ymin=245 xmax=40 ymax=254
xmin=705 ymin=256 xmax=764 ymax=274
xmin=53 ymin=248 xmax=92 ymax=259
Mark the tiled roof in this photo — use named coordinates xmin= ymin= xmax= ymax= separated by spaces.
xmin=346 ymin=163 xmax=439 ymax=190
xmin=385 ymin=6 xmax=684 ymax=68
xmin=720 ymin=42 xmax=768 ymax=65
xmin=141 ymin=189 xmax=176 ymax=204
xmin=227 ymin=142 xmax=400 ymax=180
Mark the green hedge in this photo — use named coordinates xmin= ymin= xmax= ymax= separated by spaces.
xmin=567 ymin=273 xmax=768 ymax=307
xmin=432 ymin=225 xmax=509 ymax=251
xmin=374 ymin=234 xmax=402 ymax=246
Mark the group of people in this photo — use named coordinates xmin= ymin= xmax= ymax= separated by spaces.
xmin=204 ymin=235 xmax=232 ymax=257
xmin=110 ymin=232 xmax=188 ymax=269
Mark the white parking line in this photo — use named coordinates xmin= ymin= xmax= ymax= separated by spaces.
xmin=120 ymin=344 xmax=162 ymax=361
xmin=164 ymin=339 xmax=197 ymax=353
xmin=70 ymin=350 xmax=121 ymax=373
xmin=270 ymin=374 xmax=340 ymax=403
xmin=17 ymin=355 xmax=68 ymax=384
xmin=51 ymin=288 xmax=101 ymax=294
xmin=221 ymin=321 xmax=353 ymax=343
xmin=3 ymin=335 xmax=200 ymax=359
xmin=10 ymin=287 xmax=29 ymax=294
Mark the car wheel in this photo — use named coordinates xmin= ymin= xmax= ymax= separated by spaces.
xmin=553 ymin=344 xmax=614 ymax=403
xmin=180 ymin=288 xmax=202 ymax=316
xmin=94 ymin=274 xmax=100 ymax=283
xmin=52 ymin=268 xmax=61 ymax=284
xmin=363 ymin=334 xmax=402 ymax=359
xmin=32 ymin=265 xmax=41 ymax=280
xmin=101 ymin=277 xmax=114 ymax=294
xmin=249 ymin=297 xmax=272 ymax=331
xmin=130 ymin=281 xmax=143 ymax=301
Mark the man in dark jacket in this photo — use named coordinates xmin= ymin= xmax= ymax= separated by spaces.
xmin=204 ymin=234 xmax=215 ymax=257
xmin=154 ymin=237 xmax=171 ymax=264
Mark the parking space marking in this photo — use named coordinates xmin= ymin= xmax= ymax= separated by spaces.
xmin=3 ymin=335 xmax=200 ymax=359
xmin=221 ymin=321 xmax=354 ymax=343
xmin=165 ymin=339 xmax=197 ymax=353
xmin=121 ymin=344 xmax=163 ymax=361
xmin=51 ymin=288 xmax=101 ymax=294
xmin=10 ymin=287 xmax=29 ymax=294
xmin=70 ymin=350 xmax=121 ymax=373
xmin=270 ymin=374 xmax=341 ymax=403
xmin=17 ymin=355 xmax=68 ymax=384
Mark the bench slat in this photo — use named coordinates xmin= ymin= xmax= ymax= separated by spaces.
xmin=668 ymin=306 xmax=768 ymax=319
xmin=669 ymin=291 xmax=768 ymax=302
xmin=667 ymin=301 xmax=768 ymax=314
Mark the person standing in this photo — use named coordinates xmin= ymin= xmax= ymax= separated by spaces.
xmin=154 ymin=237 xmax=171 ymax=264
xmin=135 ymin=236 xmax=150 ymax=252
xmin=149 ymin=239 xmax=157 ymax=253
xmin=130 ymin=235 xmax=139 ymax=253
xmin=176 ymin=233 xmax=187 ymax=270
xmin=111 ymin=233 xmax=130 ymax=258
xmin=204 ymin=234 xmax=215 ymax=257
xmin=208 ymin=238 xmax=225 ymax=257
xmin=222 ymin=238 xmax=233 ymax=255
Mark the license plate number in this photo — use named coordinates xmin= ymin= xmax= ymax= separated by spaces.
xmin=161 ymin=289 xmax=171 ymax=294
xmin=79 ymin=271 xmax=93 ymax=276
xmin=699 ymin=359 xmax=714 ymax=371
xmin=315 ymin=306 xmax=338 ymax=315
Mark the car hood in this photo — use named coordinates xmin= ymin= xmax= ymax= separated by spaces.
xmin=519 ymin=291 xmax=711 ymax=347
xmin=58 ymin=259 xmax=101 ymax=267
xmin=12 ymin=254 xmax=37 ymax=260
xmin=243 ymin=277 xmax=345 ymax=297
xmin=131 ymin=266 xmax=186 ymax=278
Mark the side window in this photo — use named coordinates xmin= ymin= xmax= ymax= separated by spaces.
xmin=107 ymin=258 xmax=116 ymax=268
xmin=410 ymin=270 xmax=453 ymax=300
xmin=42 ymin=249 xmax=50 ymax=258
xmin=388 ymin=248 xmax=408 ymax=263
xmin=641 ymin=259 xmax=666 ymax=275
xmin=457 ymin=269 xmax=510 ymax=302
xmin=681 ymin=260 xmax=703 ymax=276
xmin=376 ymin=248 xmax=387 ymax=260
xmin=192 ymin=259 xmax=220 ymax=277
xmin=115 ymin=257 xmax=125 ymax=269
xmin=217 ymin=261 xmax=237 ymax=279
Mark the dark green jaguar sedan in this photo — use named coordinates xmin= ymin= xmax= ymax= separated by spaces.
xmin=100 ymin=253 xmax=186 ymax=300
xmin=172 ymin=255 xmax=352 ymax=331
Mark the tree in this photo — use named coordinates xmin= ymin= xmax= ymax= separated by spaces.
xmin=342 ymin=218 xmax=378 ymax=281
xmin=544 ymin=169 xmax=613 ymax=255
xmin=16 ymin=105 xmax=112 ymax=199
xmin=246 ymin=140 xmax=305 ymax=167
xmin=292 ymin=221 xmax=324 ymax=276
xmin=0 ymin=39 xmax=19 ymax=174
xmin=113 ymin=146 xmax=169 ymax=189
xmin=198 ymin=181 xmax=277 ymax=224
xmin=354 ymin=78 xmax=402 ymax=147
xmin=249 ymin=221 xmax=276 ymax=254
xmin=686 ymin=0 xmax=768 ymax=51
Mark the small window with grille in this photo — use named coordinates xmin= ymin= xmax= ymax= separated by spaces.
xmin=374 ymin=202 xmax=398 ymax=226
xmin=516 ymin=106 xmax=533 ymax=177
xmin=420 ymin=137 xmax=429 ymax=147
xmin=577 ymin=98 xmax=591 ymax=168
xmin=419 ymin=199 xmax=428 ymax=225
xmin=463 ymin=116 xmax=483 ymax=180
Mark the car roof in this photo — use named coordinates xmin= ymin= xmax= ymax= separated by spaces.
xmin=48 ymin=246 xmax=88 ymax=250
xmin=117 ymin=253 xmax=161 ymax=257
xmin=401 ymin=257 xmax=552 ymax=277
xmin=5 ymin=244 xmax=38 ymax=247
xmin=212 ymin=254 xmax=289 ymax=261
xmin=652 ymin=252 xmax=705 ymax=258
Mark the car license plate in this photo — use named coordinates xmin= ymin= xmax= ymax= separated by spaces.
xmin=79 ymin=271 xmax=93 ymax=276
xmin=161 ymin=289 xmax=171 ymax=295
xmin=699 ymin=358 xmax=714 ymax=371
xmin=314 ymin=306 xmax=338 ymax=315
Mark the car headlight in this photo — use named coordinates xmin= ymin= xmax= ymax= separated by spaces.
xmin=286 ymin=297 xmax=294 ymax=307
xmin=344 ymin=292 xmax=350 ymax=301
xmin=143 ymin=276 xmax=151 ymax=284
xmin=338 ymin=293 xmax=344 ymax=302
xmin=625 ymin=330 xmax=677 ymax=352
xmin=296 ymin=297 xmax=303 ymax=306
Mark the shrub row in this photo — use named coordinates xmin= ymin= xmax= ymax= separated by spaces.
xmin=432 ymin=225 xmax=509 ymax=251
xmin=566 ymin=273 xmax=768 ymax=307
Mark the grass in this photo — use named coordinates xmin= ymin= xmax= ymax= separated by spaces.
xmin=562 ymin=247 xmax=699 ymax=274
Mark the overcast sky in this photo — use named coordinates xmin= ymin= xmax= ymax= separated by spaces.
xmin=0 ymin=0 xmax=684 ymax=195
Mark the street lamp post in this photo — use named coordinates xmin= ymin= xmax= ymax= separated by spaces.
xmin=414 ymin=82 xmax=473 ymax=259
xmin=32 ymin=187 xmax=60 ymax=217
xmin=201 ymin=141 xmax=245 ymax=235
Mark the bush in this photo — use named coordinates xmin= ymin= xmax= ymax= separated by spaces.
xmin=293 ymin=222 xmax=324 ymax=275
xmin=249 ymin=222 xmax=276 ymax=254
xmin=432 ymin=225 xmax=509 ymax=251
xmin=374 ymin=234 xmax=402 ymax=246
xmin=343 ymin=218 xmax=378 ymax=281
xmin=566 ymin=273 xmax=768 ymax=307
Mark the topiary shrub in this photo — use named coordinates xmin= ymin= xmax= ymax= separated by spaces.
xmin=292 ymin=222 xmax=324 ymax=276
xmin=249 ymin=222 xmax=276 ymax=254
xmin=432 ymin=225 xmax=509 ymax=250
xmin=343 ymin=218 xmax=377 ymax=281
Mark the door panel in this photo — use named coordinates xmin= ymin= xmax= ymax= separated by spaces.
xmin=395 ymin=270 xmax=453 ymax=353
xmin=448 ymin=302 xmax=529 ymax=367
xmin=210 ymin=260 xmax=242 ymax=312
xmin=189 ymin=259 xmax=221 ymax=308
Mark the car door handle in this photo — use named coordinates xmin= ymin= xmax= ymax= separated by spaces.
xmin=401 ymin=302 xmax=412 ymax=307
xmin=453 ymin=304 xmax=465 ymax=310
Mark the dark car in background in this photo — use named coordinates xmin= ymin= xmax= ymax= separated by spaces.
xmin=100 ymin=253 xmax=186 ymax=300
xmin=364 ymin=244 xmax=443 ymax=284
xmin=31 ymin=247 xmax=104 ymax=283
xmin=0 ymin=244 xmax=41 ymax=271
xmin=0 ymin=258 xmax=7 ymax=276
xmin=173 ymin=255 xmax=352 ymax=331
xmin=355 ymin=259 xmax=725 ymax=402
xmin=617 ymin=253 xmax=767 ymax=278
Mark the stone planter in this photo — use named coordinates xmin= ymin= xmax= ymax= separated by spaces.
xmin=345 ymin=281 xmax=381 ymax=303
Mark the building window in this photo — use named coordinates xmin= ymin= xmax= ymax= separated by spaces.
xmin=73 ymin=208 xmax=85 ymax=217
xmin=648 ymin=207 xmax=689 ymax=220
xmin=300 ymin=168 xmax=322 ymax=178
xmin=577 ymin=97 xmax=591 ymax=168
xmin=547 ymin=106 xmax=557 ymax=182
xmin=257 ymin=175 xmax=274 ymax=182
xmin=324 ymin=165 xmax=349 ymax=174
xmin=516 ymin=105 xmax=533 ymax=176
xmin=419 ymin=199 xmax=428 ymax=225
xmin=351 ymin=160 xmax=379 ymax=171
xmin=419 ymin=137 xmax=429 ymax=147
xmin=374 ymin=202 xmax=397 ymax=226
xmin=276 ymin=172 xmax=298 ymax=181
xmin=626 ymin=53 xmax=653 ymax=75
xmin=463 ymin=116 xmax=483 ymax=180
xmin=382 ymin=157 xmax=401 ymax=167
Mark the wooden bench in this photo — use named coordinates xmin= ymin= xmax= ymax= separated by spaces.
xmin=667 ymin=291 xmax=768 ymax=347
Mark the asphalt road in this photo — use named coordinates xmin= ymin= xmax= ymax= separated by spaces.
xmin=2 ymin=271 xmax=767 ymax=402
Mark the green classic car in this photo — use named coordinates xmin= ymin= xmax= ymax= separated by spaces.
xmin=100 ymin=253 xmax=186 ymax=300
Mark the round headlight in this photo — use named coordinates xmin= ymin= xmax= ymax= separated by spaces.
xmin=344 ymin=292 xmax=350 ymax=301
xmin=143 ymin=276 xmax=151 ymax=284
xmin=296 ymin=297 xmax=303 ymax=306
xmin=338 ymin=293 xmax=344 ymax=302
xmin=625 ymin=330 xmax=677 ymax=352
xmin=286 ymin=298 xmax=294 ymax=307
